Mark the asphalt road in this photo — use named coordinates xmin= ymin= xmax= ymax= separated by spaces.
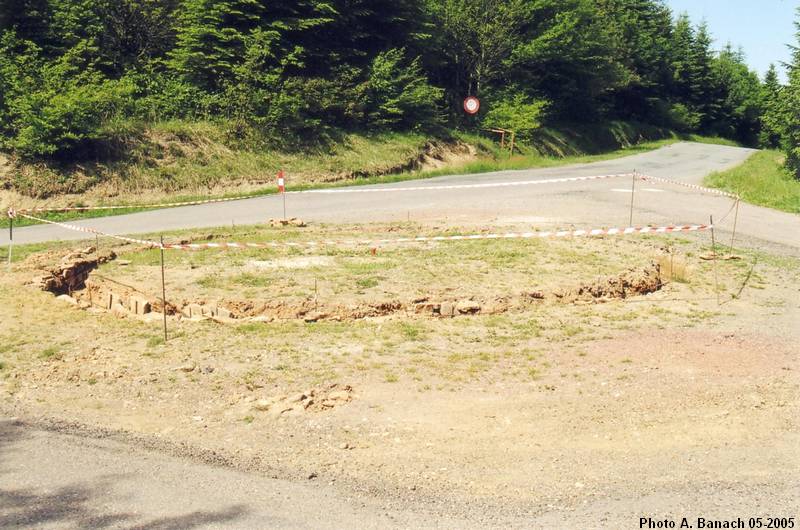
xmin=4 ymin=142 xmax=797 ymax=251
xmin=3 ymin=419 xmax=797 ymax=529
xmin=0 ymin=419 xmax=485 ymax=529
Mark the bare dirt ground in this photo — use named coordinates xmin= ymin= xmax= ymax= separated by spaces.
xmin=1 ymin=220 xmax=798 ymax=526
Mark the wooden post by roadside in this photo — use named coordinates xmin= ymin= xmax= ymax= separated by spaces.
xmin=729 ymin=198 xmax=740 ymax=253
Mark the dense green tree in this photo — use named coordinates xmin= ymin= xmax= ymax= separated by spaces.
xmin=759 ymin=64 xmax=784 ymax=149
xmin=0 ymin=0 xmax=779 ymax=160
xmin=509 ymin=0 xmax=627 ymax=119
xmin=426 ymin=0 xmax=526 ymax=105
xmin=0 ymin=0 xmax=52 ymax=46
xmin=710 ymin=45 xmax=762 ymax=144
xmin=599 ymin=0 xmax=674 ymax=118
xmin=95 ymin=0 xmax=179 ymax=75
xmin=689 ymin=22 xmax=719 ymax=130
xmin=782 ymin=9 xmax=800 ymax=178
xmin=169 ymin=0 xmax=265 ymax=91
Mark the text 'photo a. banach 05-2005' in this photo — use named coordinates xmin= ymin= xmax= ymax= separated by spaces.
xmin=1 ymin=1 xmax=799 ymax=529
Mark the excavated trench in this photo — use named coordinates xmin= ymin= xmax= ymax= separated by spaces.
xmin=30 ymin=248 xmax=664 ymax=323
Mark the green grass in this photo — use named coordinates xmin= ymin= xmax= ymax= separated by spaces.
xmin=705 ymin=150 xmax=800 ymax=213
xmin=683 ymin=134 xmax=741 ymax=147
xmin=39 ymin=346 xmax=60 ymax=359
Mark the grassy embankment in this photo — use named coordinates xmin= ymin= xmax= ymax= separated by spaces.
xmin=1 ymin=119 xmax=736 ymax=228
xmin=705 ymin=150 xmax=800 ymax=214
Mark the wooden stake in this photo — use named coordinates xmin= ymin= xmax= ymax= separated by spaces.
xmin=729 ymin=198 xmax=740 ymax=253
xmin=6 ymin=215 xmax=12 ymax=270
xmin=160 ymin=236 xmax=168 ymax=343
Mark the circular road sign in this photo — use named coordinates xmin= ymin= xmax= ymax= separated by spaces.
xmin=463 ymin=96 xmax=480 ymax=115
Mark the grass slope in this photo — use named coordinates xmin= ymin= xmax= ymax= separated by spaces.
xmin=705 ymin=150 xmax=800 ymax=214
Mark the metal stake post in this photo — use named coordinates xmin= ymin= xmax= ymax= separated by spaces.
xmin=710 ymin=215 xmax=720 ymax=305
xmin=160 ymin=236 xmax=168 ymax=342
xmin=629 ymin=170 xmax=637 ymax=226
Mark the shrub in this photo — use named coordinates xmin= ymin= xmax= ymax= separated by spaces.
xmin=364 ymin=48 xmax=443 ymax=131
xmin=482 ymin=95 xmax=548 ymax=141
xmin=664 ymin=102 xmax=701 ymax=132
xmin=1 ymin=36 xmax=134 ymax=159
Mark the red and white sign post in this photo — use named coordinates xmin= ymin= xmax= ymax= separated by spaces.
xmin=277 ymin=169 xmax=286 ymax=219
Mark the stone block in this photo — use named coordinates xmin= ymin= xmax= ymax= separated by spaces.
xmin=439 ymin=302 xmax=455 ymax=318
xmin=56 ymin=294 xmax=78 ymax=306
xmin=130 ymin=295 xmax=151 ymax=315
xmin=182 ymin=303 xmax=204 ymax=318
xmin=101 ymin=291 xmax=122 ymax=310
xmin=216 ymin=307 xmax=234 ymax=319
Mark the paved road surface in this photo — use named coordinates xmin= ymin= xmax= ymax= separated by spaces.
xmin=4 ymin=142 xmax=797 ymax=250
xmin=3 ymin=419 xmax=797 ymax=529
xmin=0 ymin=419 xmax=484 ymax=529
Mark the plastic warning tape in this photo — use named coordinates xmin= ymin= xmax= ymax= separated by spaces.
xmin=301 ymin=173 xmax=634 ymax=194
xmin=638 ymin=174 xmax=739 ymax=200
xmin=161 ymin=224 xmax=712 ymax=251
xmin=12 ymin=172 xmax=634 ymax=214
xmin=17 ymin=213 xmax=160 ymax=248
xmin=14 ymin=194 xmax=263 ymax=215
xmin=15 ymin=211 xmax=711 ymax=251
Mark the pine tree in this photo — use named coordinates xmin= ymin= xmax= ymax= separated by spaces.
xmin=598 ymin=0 xmax=674 ymax=117
xmin=783 ymin=8 xmax=800 ymax=178
xmin=670 ymin=12 xmax=694 ymax=102
xmin=0 ymin=0 xmax=51 ymax=46
xmin=689 ymin=21 xmax=719 ymax=130
xmin=711 ymin=44 xmax=762 ymax=144
xmin=169 ymin=0 xmax=264 ymax=91
xmin=95 ymin=0 xmax=179 ymax=75
xmin=759 ymin=64 xmax=783 ymax=148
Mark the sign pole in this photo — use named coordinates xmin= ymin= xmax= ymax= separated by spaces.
xmin=278 ymin=170 xmax=287 ymax=220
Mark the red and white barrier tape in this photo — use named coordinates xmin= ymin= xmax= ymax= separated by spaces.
xmin=638 ymin=174 xmax=740 ymax=200
xmin=15 ymin=211 xmax=711 ymax=251
xmin=302 ymin=173 xmax=634 ymax=194
xmin=10 ymin=172 xmax=634 ymax=215
xmin=13 ymin=194 xmax=262 ymax=215
xmin=9 ymin=172 xmax=739 ymax=216
xmin=161 ymin=224 xmax=712 ymax=251
xmin=17 ymin=213 xmax=160 ymax=248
